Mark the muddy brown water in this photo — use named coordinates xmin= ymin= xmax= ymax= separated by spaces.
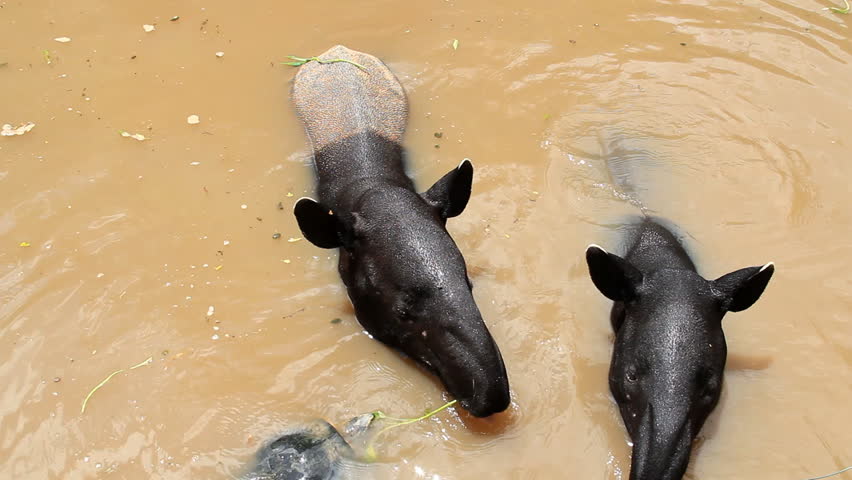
xmin=2 ymin=0 xmax=852 ymax=478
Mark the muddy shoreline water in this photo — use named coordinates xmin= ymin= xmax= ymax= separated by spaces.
xmin=2 ymin=0 xmax=851 ymax=478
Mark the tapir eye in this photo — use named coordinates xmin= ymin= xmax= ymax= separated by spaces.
xmin=625 ymin=369 xmax=638 ymax=383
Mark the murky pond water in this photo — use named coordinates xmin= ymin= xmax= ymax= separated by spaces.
xmin=2 ymin=0 xmax=852 ymax=478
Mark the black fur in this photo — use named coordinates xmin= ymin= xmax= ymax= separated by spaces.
xmin=586 ymin=217 xmax=774 ymax=480
xmin=295 ymin=132 xmax=510 ymax=417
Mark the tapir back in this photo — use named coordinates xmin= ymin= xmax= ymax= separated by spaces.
xmin=291 ymin=45 xmax=408 ymax=154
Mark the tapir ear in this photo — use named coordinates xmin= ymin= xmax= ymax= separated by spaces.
xmin=422 ymin=159 xmax=474 ymax=219
xmin=293 ymin=197 xmax=345 ymax=249
xmin=585 ymin=244 xmax=643 ymax=302
xmin=713 ymin=262 xmax=775 ymax=312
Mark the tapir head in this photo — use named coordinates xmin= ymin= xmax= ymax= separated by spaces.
xmin=294 ymin=160 xmax=510 ymax=417
xmin=586 ymin=245 xmax=774 ymax=480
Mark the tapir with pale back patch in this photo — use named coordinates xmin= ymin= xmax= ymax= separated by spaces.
xmin=289 ymin=45 xmax=510 ymax=417
xmin=586 ymin=217 xmax=774 ymax=480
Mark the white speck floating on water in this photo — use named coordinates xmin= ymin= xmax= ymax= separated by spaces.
xmin=211 ymin=334 xmax=219 ymax=340
xmin=143 ymin=24 xmax=155 ymax=33
xmin=54 ymin=37 xmax=71 ymax=43
xmin=2 ymin=122 xmax=36 ymax=136
xmin=187 ymin=115 xmax=200 ymax=125
xmin=207 ymin=305 xmax=215 ymax=317
xmin=215 ymin=51 xmax=224 ymax=58
xmin=120 ymin=131 xmax=146 ymax=141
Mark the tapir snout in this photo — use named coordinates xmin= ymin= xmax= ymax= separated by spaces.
xmin=628 ymin=404 xmax=693 ymax=480
xmin=420 ymin=302 xmax=511 ymax=417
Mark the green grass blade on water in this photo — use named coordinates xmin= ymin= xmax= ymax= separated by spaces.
xmin=827 ymin=0 xmax=850 ymax=13
xmin=805 ymin=466 xmax=852 ymax=480
xmin=81 ymin=356 xmax=153 ymax=414
xmin=364 ymin=399 xmax=458 ymax=460
xmin=282 ymin=54 xmax=367 ymax=71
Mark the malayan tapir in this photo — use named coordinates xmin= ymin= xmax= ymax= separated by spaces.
xmin=289 ymin=46 xmax=510 ymax=417
xmin=241 ymin=414 xmax=374 ymax=480
xmin=586 ymin=216 xmax=774 ymax=480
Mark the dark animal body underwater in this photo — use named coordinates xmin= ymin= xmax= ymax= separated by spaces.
xmin=290 ymin=45 xmax=510 ymax=417
xmin=586 ymin=216 xmax=774 ymax=480
xmin=241 ymin=414 xmax=374 ymax=480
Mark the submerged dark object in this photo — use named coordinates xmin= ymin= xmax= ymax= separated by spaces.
xmin=586 ymin=216 xmax=774 ymax=480
xmin=289 ymin=45 xmax=509 ymax=417
xmin=242 ymin=415 xmax=374 ymax=480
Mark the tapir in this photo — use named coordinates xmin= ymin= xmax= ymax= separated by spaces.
xmin=289 ymin=46 xmax=510 ymax=417
xmin=241 ymin=414 xmax=374 ymax=480
xmin=585 ymin=217 xmax=774 ymax=480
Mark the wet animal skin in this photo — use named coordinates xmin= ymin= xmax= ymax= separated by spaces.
xmin=586 ymin=216 xmax=774 ymax=480
xmin=290 ymin=46 xmax=510 ymax=417
xmin=241 ymin=421 xmax=351 ymax=480
xmin=241 ymin=415 xmax=375 ymax=480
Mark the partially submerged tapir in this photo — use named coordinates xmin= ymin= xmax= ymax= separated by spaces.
xmin=241 ymin=414 xmax=374 ymax=480
xmin=290 ymin=46 xmax=510 ymax=417
xmin=586 ymin=217 xmax=774 ymax=480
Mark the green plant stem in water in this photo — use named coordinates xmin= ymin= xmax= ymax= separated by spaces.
xmin=829 ymin=0 xmax=850 ymax=13
xmin=806 ymin=466 xmax=852 ymax=480
xmin=81 ymin=356 xmax=153 ymax=414
xmin=282 ymin=55 xmax=367 ymax=71
xmin=364 ymin=399 xmax=458 ymax=460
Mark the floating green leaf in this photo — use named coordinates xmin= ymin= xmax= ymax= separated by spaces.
xmin=282 ymin=55 xmax=367 ymax=71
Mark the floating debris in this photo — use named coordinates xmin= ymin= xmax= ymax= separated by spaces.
xmin=214 ymin=265 xmax=223 ymax=271
xmin=283 ymin=55 xmax=367 ymax=71
xmin=54 ymin=37 xmax=72 ymax=43
xmin=19 ymin=242 xmax=31 ymax=247
xmin=282 ymin=259 xmax=291 ymax=264
xmin=286 ymin=192 xmax=294 ymax=197
xmin=120 ymin=131 xmax=147 ymax=141
xmin=207 ymin=305 xmax=215 ymax=317
xmin=2 ymin=122 xmax=36 ymax=136
xmin=241 ymin=204 xmax=248 ymax=210
xmin=330 ymin=318 xmax=342 ymax=324
xmin=143 ymin=24 xmax=156 ymax=33
xmin=170 ymin=16 xmax=180 ymax=21
xmin=215 ymin=51 xmax=224 ymax=58
xmin=826 ymin=0 xmax=851 ymax=13
xmin=80 ymin=356 xmax=153 ymax=414
xmin=452 ymin=39 xmax=459 ymax=50
xmin=287 ymin=237 xmax=302 ymax=243
xmin=365 ymin=399 xmax=458 ymax=459
xmin=272 ymin=233 xmax=282 ymax=240
xmin=187 ymin=114 xmax=200 ymax=125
